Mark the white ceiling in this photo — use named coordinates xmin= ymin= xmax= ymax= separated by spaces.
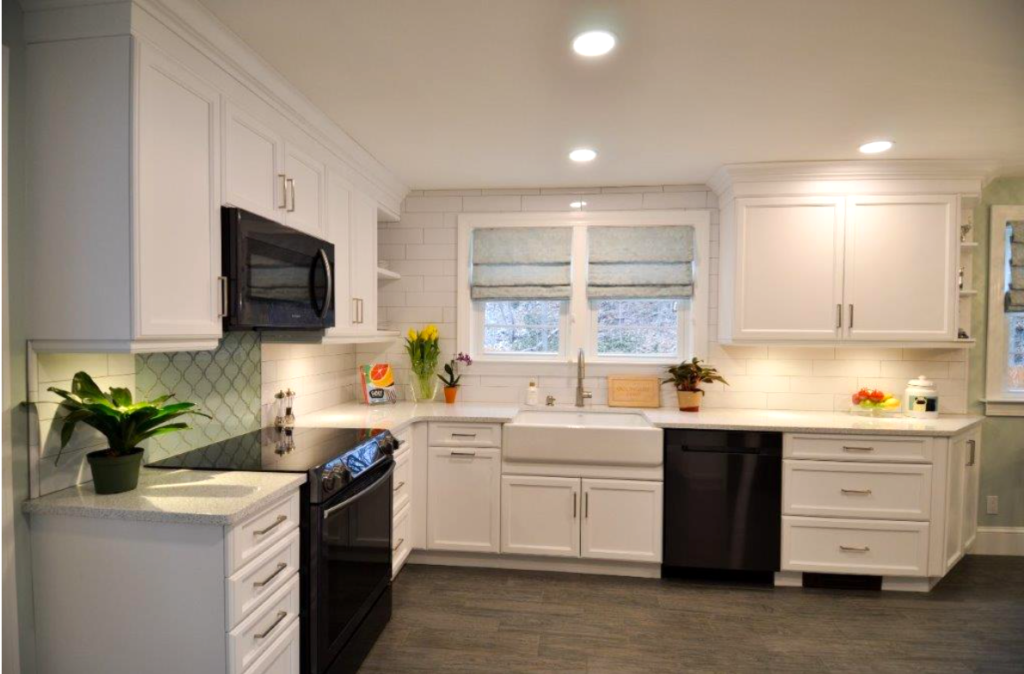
xmin=198 ymin=0 xmax=1024 ymax=190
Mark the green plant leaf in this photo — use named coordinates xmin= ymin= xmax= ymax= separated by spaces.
xmin=109 ymin=387 xmax=133 ymax=408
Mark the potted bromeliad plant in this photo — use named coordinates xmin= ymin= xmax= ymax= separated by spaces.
xmin=663 ymin=357 xmax=728 ymax=412
xmin=438 ymin=352 xmax=473 ymax=404
xmin=49 ymin=371 xmax=210 ymax=494
xmin=405 ymin=324 xmax=441 ymax=401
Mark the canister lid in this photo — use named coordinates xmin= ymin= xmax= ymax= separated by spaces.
xmin=907 ymin=375 xmax=935 ymax=389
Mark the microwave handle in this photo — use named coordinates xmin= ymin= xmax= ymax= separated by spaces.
xmin=317 ymin=248 xmax=333 ymax=319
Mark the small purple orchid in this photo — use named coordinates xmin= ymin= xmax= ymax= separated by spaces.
xmin=439 ymin=352 xmax=473 ymax=388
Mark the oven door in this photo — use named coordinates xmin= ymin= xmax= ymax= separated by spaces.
xmin=223 ymin=207 xmax=335 ymax=330
xmin=315 ymin=460 xmax=394 ymax=672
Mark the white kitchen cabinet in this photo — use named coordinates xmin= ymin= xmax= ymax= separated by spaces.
xmin=501 ymin=476 xmax=580 ymax=557
xmin=844 ymin=195 xmax=958 ymax=341
xmin=581 ymin=479 xmax=663 ymax=563
xmin=348 ymin=190 xmax=380 ymax=331
xmin=962 ymin=433 xmax=980 ymax=551
xmin=427 ymin=447 xmax=500 ymax=553
xmin=944 ymin=435 xmax=966 ymax=571
xmin=223 ymin=101 xmax=285 ymax=221
xmin=324 ymin=172 xmax=355 ymax=335
xmin=728 ymin=197 xmax=845 ymax=341
xmin=282 ymin=141 xmax=325 ymax=236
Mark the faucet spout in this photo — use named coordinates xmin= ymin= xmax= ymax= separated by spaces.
xmin=575 ymin=348 xmax=592 ymax=407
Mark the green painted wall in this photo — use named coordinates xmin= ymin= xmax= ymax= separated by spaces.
xmin=968 ymin=177 xmax=1024 ymax=528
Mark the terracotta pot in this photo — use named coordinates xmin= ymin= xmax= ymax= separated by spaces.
xmin=676 ymin=390 xmax=703 ymax=412
xmin=443 ymin=386 xmax=459 ymax=404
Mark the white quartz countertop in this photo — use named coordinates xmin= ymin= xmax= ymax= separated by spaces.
xmin=23 ymin=467 xmax=306 ymax=525
xmin=304 ymin=401 xmax=983 ymax=437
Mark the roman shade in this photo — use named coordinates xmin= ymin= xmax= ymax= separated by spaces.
xmin=471 ymin=227 xmax=572 ymax=300
xmin=587 ymin=225 xmax=695 ymax=299
xmin=1007 ymin=221 xmax=1024 ymax=313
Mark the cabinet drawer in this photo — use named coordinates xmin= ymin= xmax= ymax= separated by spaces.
xmin=783 ymin=461 xmax=932 ymax=521
xmin=227 ymin=529 xmax=300 ymax=629
xmin=782 ymin=516 xmax=929 ymax=577
xmin=392 ymin=448 xmax=412 ymax=514
xmin=785 ymin=434 xmax=932 ymax=463
xmin=428 ymin=422 xmax=501 ymax=448
xmin=242 ymin=618 xmax=299 ymax=674
xmin=393 ymin=425 xmax=414 ymax=454
xmin=228 ymin=574 xmax=300 ymax=674
xmin=392 ymin=502 xmax=412 ymax=579
xmin=226 ymin=492 xmax=300 ymax=575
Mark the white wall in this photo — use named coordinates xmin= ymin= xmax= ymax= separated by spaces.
xmin=260 ymin=342 xmax=358 ymax=425
xmin=358 ymin=185 xmax=969 ymax=412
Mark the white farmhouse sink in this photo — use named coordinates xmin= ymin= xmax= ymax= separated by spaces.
xmin=504 ymin=409 xmax=663 ymax=466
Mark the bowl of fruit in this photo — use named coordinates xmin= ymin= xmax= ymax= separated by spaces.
xmin=850 ymin=388 xmax=902 ymax=417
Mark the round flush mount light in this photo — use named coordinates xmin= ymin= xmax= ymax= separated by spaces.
xmin=572 ymin=30 xmax=616 ymax=57
xmin=570 ymin=201 xmax=587 ymax=209
xmin=859 ymin=140 xmax=894 ymax=154
xmin=569 ymin=148 xmax=597 ymax=162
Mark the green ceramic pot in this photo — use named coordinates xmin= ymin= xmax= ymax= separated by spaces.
xmin=86 ymin=448 xmax=144 ymax=495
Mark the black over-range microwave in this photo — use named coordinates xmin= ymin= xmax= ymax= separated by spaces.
xmin=222 ymin=207 xmax=335 ymax=330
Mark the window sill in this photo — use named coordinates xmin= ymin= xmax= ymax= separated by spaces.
xmin=983 ymin=399 xmax=1024 ymax=417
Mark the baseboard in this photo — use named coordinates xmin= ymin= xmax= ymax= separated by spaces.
xmin=969 ymin=527 xmax=1024 ymax=556
xmin=408 ymin=549 xmax=661 ymax=579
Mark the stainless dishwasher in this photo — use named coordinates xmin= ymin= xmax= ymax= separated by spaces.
xmin=663 ymin=429 xmax=782 ymax=575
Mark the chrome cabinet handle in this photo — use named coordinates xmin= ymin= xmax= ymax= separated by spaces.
xmin=218 ymin=276 xmax=229 ymax=318
xmin=842 ymin=446 xmax=874 ymax=452
xmin=358 ymin=298 xmax=364 ymax=324
xmin=841 ymin=488 xmax=872 ymax=495
xmin=277 ymin=174 xmax=287 ymax=208
xmin=848 ymin=304 xmax=855 ymax=329
xmin=836 ymin=303 xmax=842 ymax=330
xmin=450 ymin=451 xmax=476 ymax=457
xmin=253 ymin=515 xmax=287 ymax=537
xmin=286 ymin=178 xmax=295 ymax=212
xmin=254 ymin=611 xmax=287 ymax=639
xmin=573 ymin=492 xmax=577 ymax=519
xmin=317 ymin=248 xmax=333 ymax=318
xmin=967 ymin=439 xmax=976 ymax=467
xmin=253 ymin=562 xmax=287 ymax=588
xmin=392 ymin=538 xmax=405 ymax=552
xmin=451 ymin=433 xmax=477 ymax=439
xmin=584 ymin=492 xmax=589 ymax=519
xmin=839 ymin=545 xmax=870 ymax=553
xmin=351 ymin=298 xmax=359 ymax=324
xmin=393 ymin=481 xmax=405 ymax=492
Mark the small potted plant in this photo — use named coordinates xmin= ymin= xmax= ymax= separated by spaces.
xmin=49 ymin=371 xmax=210 ymax=494
xmin=438 ymin=352 xmax=472 ymax=404
xmin=663 ymin=357 xmax=728 ymax=412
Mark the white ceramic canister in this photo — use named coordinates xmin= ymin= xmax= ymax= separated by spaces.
xmin=904 ymin=375 xmax=939 ymax=419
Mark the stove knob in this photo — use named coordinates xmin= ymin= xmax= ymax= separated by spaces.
xmin=380 ymin=436 xmax=396 ymax=455
xmin=322 ymin=466 xmax=348 ymax=492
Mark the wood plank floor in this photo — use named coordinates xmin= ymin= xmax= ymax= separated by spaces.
xmin=361 ymin=556 xmax=1024 ymax=673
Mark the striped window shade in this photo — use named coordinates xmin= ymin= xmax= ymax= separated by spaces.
xmin=1008 ymin=221 xmax=1024 ymax=313
xmin=470 ymin=227 xmax=573 ymax=300
xmin=587 ymin=225 xmax=695 ymax=299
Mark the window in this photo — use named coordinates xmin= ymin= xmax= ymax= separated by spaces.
xmin=458 ymin=211 xmax=710 ymax=364
xmin=984 ymin=205 xmax=1024 ymax=415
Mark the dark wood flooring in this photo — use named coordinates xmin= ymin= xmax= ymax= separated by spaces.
xmin=361 ymin=556 xmax=1024 ymax=673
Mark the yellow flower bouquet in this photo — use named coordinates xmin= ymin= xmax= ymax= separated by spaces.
xmin=405 ymin=324 xmax=441 ymax=401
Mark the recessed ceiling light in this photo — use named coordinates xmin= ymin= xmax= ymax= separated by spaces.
xmin=859 ymin=140 xmax=894 ymax=154
xmin=569 ymin=148 xmax=597 ymax=162
xmin=570 ymin=201 xmax=587 ymax=209
xmin=572 ymin=31 xmax=616 ymax=57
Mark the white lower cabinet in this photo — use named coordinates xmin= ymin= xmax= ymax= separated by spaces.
xmin=782 ymin=516 xmax=930 ymax=577
xmin=243 ymin=620 xmax=300 ymax=674
xmin=427 ymin=446 xmax=501 ymax=552
xmin=393 ymin=502 xmax=412 ymax=578
xmin=581 ymin=479 xmax=663 ymax=563
xmin=501 ymin=476 xmax=580 ymax=557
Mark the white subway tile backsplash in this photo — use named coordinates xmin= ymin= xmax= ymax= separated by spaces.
xmin=746 ymin=360 xmax=814 ymax=377
xmin=462 ymin=195 xmax=522 ymax=212
xmin=583 ymin=193 xmax=644 ymax=210
xmin=767 ymin=392 xmax=835 ymax=411
xmin=403 ymin=196 xmax=463 ymax=212
xmin=880 ymin=361 xmax=950 ymax=379
xmin=812 ymin=360 xmax=882 ymax=377
xmin=642 ymin=191 xmax=707 ymax=209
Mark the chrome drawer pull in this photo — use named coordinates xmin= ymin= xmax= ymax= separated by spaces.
xmin=840 ymin=488 xmax=872 ymax=495
xmin=254 ymin=611 xmax=287 ymax=639
xmin=450 ymin=451 xmax=476 ymax=457
xmin=253 ymin=563 xmax=287 ymax=588
xmin=393 ymin=481 xmax=406 ymax=492
xmin=842 ymin=446 xmax=874 ymax=452
xmin=253 ymin=515 xmax=287 ymax=537
xmin=392 ymin=538 xmax=405 ymax=552
xmin=451 ymin=433 xmax=477 ymax=438
xmin=839 ymin=545 xmax=870 ymax=553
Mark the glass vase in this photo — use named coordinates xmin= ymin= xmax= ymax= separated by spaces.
xmin=409 ymin=368 xmax=439 ymax=402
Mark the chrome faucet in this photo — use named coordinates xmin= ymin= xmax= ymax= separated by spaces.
xmin=575 ymin=348 xmax=592 ymax=408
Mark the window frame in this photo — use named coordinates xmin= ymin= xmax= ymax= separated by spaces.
xmin=985 ymin=205 xmax=1024 ymax=416
xmin=457 ymin=210 xmax=711 ymax=365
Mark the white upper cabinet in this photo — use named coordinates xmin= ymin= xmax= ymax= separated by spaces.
xmin=135 ymin=41 xmax=223 ymax=341
xmin=223 ymin=102 xmax=284 ymax=221
xmin=730 ymin=197 xmax=845 ymax=341
xmin=324 ymin=172 xmax=354 ymax=335
xmin=348 ymin=190 xmax=379 ymax=332
xmin=844 ymin=195 xmax=957 ymax=341
xmin=282 ymin=142 xmax=325 ymax=236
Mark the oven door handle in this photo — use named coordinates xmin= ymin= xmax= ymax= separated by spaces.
xmin=322 ymin=461 xmax=395 ymax=520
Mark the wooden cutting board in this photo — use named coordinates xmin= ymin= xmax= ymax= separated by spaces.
xmin=607 ymin=376 xmax=662 ymax=408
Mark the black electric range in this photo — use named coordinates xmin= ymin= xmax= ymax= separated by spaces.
xmin=148 ymin=426 xmax=399 ymax=674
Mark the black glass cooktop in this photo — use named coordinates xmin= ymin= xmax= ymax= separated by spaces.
xmin=146 ymin=426 xmax=387 ymax=474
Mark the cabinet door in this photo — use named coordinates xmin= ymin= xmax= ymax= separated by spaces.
xmin=134 ymin=41 xmax=222 ymax=340
xmin=844 ymin=195 xmax=957 ymax=341
xmin=501 ymin=476 xmax=580 ymax=557
xmin=962 ymin=433 xmax=980 ymax=551
xmin=944 ymin=437 xmax=966 ymax=572
xmin=323 ymin=172 xmax=354 ymax=335
xmin=223 ymin=102 xmax=284 ymax=221
xmin=731 ymin=197 xmax=845 ymax=341
xmin=282 ymin=142 xmax=324 ymax=236
xmin=581 ymin=479 xmax=662 ymax=563
xmin=426 ymin=447 xmax=500 ymax=552
xmin=348 ymin=189 xmax=379 ymax=331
